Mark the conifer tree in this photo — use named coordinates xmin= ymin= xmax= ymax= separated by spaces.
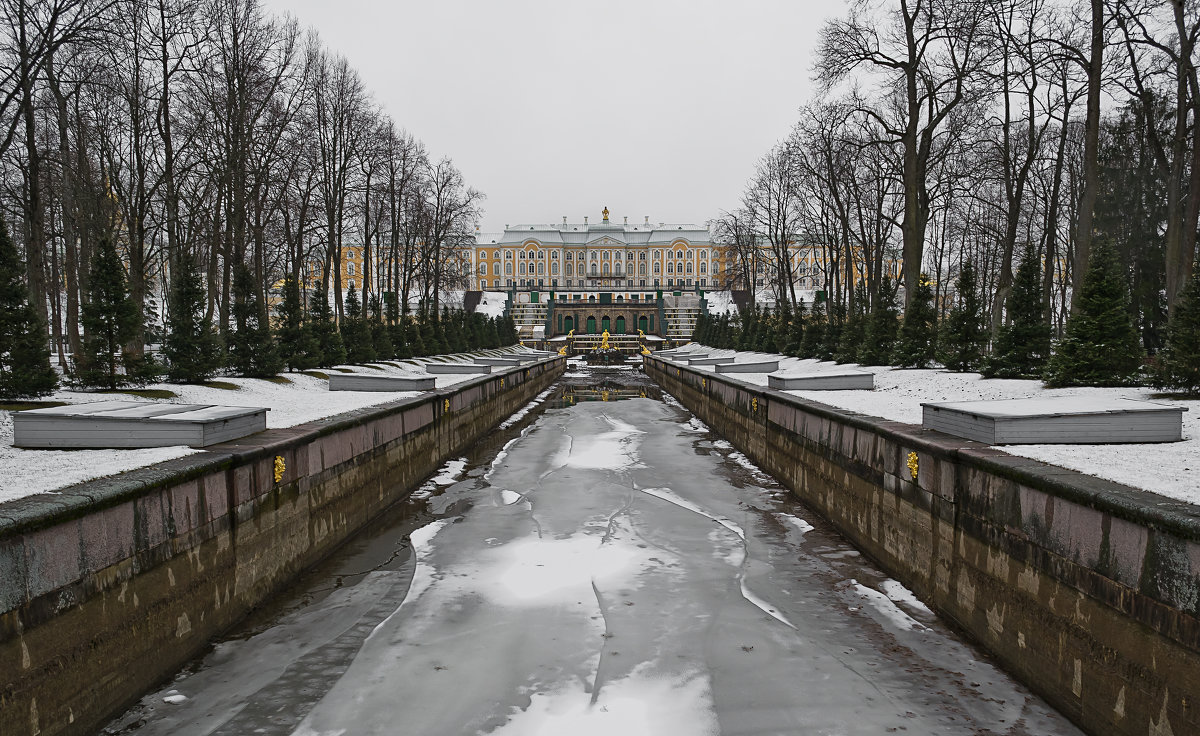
xmin=228 ymin=265 xmax=283 ymax=377
xmin=940 ymin=261 xmax=987 ymax=372
xmin=835 ymin=310 xmax=865 ymax=363
xmin=370 ymin=296 xmax=393 ymax=359
xmin=819 ymin=301 xmax=843 ymax=361
xmin=0 ymin=215 xmax=57 ymax=398
xmin=892 ymin=274 xmax=938 ymax=367
xmin=483 ymin=316 xmax=499 ymax=349
xmin=799 ymin=300 xmax=826 ymax=359
xmin=162 ymin=255 xmax=222 ymax=383
xmin=78 ymin=237 xmax=140 ymax=389
xmin=759 ymin=307 xmax=779 ymax=353
xmin=983 ymin=244 xmax=1051 ymax=379
xmin=1155 ymin=259 xmax=1200 ymax=394
xmin=342 ymin=285 xmax=376 ymax=363
xmin=409 ymin=316 xmax=428 ymax=356
xmin=444 ymin=307 xmax=466 ymax=353
xmin=309 ymin=280 xmax=346 ymax=367
xmin=277 ymin=277 xmax=320 ymax=372
xmin=1044 ymin=239 xmax=1144 ymax=387
xmin=858 ymin=281 xmax=900 ymax=365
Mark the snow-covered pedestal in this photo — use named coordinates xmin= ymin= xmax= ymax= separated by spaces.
xmin=715 ymin=360 xmax=780 ymax=374
xmin=473 ymin=357 xmax=521 ymax=366
xmin=922 ymin=397 xmax=1186 ymax=445
xmin=13 ymin=400 xmax=268 ymax=449
xmin=769 ymin=371 xmax=875 ymax=391
xmin=329 ymin=373 xmax=436 ymax=392
xmin=688 ymin=357 xmax=732 ymax=366
xmin=425 ymin=363 xmax=493 ymax=374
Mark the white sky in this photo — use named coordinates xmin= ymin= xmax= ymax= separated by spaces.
xmin=260 ymin=0 xmax=846 ymax=233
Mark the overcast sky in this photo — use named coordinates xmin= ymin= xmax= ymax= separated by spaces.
xmin=260 ymin=0 xmax=847 ymax=233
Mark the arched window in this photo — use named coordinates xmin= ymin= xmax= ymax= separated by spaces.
xmin=551 ymin=251 xmax=558 ymax=259
xmin=551 ymin=262 xmax=559 ymax=275
xmin=639 ymin=263 xmax=646 ymax=276
xmin=601 ymin=316 xmax=611 ymax=332
xmin=615 ymin=316 xmax=626 ymax=334
xmin=586 ymin=315 xmax=597 ymax=333
xmin=493 ymin=263 xmax=500 ymax=275
xmin=699 ymin=262 xmax=707 ymax=274
xmin=493 ymin=251 xmax=499 ymax=259
xmin=712 ymin=262 xmax=719 ymax=274
xmin=505 ymin=250 xmax=513 ymax=260
xmin=699 ymin=250 xmax=707 ymax=260
xmin=638 ymin=315 xmax=648 ymax=332
xmin=478 ymin=263 xmax=487 ymax=274
xmin=347 ymin=262 xmax=356 ymax=276
xmin=676 ymin=250 xmax=683 ymax=259
xmin=519 ymin=263 xmax=526 ymax=275
xmin=639 ymin=252 xmax=646 ymax=260
xmin=614 ymin=263 xmax=623 ymax=276
xmin=566 ymin=263 xmax=573 ymax=276
xmin=686 ymin=262 xmax=693 ymax=274
xmin=667 ymin=263 xmax=674 ymax=274
xmin=627 ymin=251 xmax=634 ymax=260
xmin=603 ymin=263 xmax=610 ymax=275
xmin=537 ymin=262 xmax=544 ymax=275
xmin=654 ymin=263 xmax=661 ymax=274
xmin=505 ymin=263 xmax=513 ymax=275
xmin=591 ymin=264 xmax=598 ymax=275
xmin=565 ymin=251 xmax=572 ymax=261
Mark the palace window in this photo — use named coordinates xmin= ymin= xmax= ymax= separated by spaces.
xmin=614 ymin=263 xmax=622 ymax=276
xmin=505 ymin=263 xmax=513 ymax=275
xmin=639 ymin=252 xmax=646 ymax=260
xmin=676 ymin=250 xmax=683 ymax=259
xmin=519 ymin=263 xmax=526 ymax=275
xmin=493 ymin=263 xmax=500 ymax=275
xmin=565 ymin=252 xmax=572 ymax=261
xmin=566 ymin=264 xmax=573 ymax=276
xmin=537 ymin=262 xmax=544 ymax=275
xmin=686 ymin=263 xmax=693 ymax=274
xmin=551 ymin=251 xmax=558 ymax=259
xmin=348 ymin=263 xmax=356 ymax=276
xmin=639 ymin=263 xmax=646 ymax=276
xmin=699 ymin=250 xmax=707 ymax=260
xmin=478 ymin=263 xmax=487 ymax=274
xmin=591 ymin=264 xmax=598 ymax=275
xmin=653 ymin=250 xmax=661 ymax=260
xmin=551 ymin=263 xmax=558 ymax=275
xmin=653 ymin=263 xmax=661 ymax=274
xmin=493 ymin=251 xmax=500 ymax=259
xmin=505 ymin=250 xmax=513 ymax=260
xmin=712 ymin=262 xmax=719 ymax=274
xmin=627 ymin=251 xmax=634 ymax=259
xmin=603 ymin=263 xmax=610 ymax=275
xmin=603 ymin=250 xmax=610 ymax=260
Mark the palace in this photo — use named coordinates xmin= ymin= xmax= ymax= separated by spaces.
xmin=470 ymin=208 xmax=727 ymax=298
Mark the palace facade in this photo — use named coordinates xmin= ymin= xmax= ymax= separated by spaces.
xmin=470 ymin=209 xmax=727 ymax=298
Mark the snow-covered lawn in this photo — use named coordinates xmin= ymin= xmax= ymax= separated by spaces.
xmin=675 ymin=346 xmax=1199 ymax=506
xmin=0 ymin=348 xmax=530 ymax=504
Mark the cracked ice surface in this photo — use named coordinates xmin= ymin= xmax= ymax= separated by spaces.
xmin=111 ymin=380 xmax=1085 ymax=736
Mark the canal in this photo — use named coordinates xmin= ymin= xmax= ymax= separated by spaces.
xmin=104 ymin=365 xmax=1083 ymax=736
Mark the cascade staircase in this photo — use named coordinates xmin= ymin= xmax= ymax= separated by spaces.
xmin=511 ymin=301 xmax=549 ymax=343
xmin=662 ymin=294 xmax=702 ymax=342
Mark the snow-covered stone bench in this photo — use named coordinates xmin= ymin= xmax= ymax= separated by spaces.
xmin=768 ymin=371 xmax=875 ymax=390
xmin=473 ymin=357 xmax=522 ymax=366
xmin=714 ymin=360 xmax=780 ymax=374
xmin=328 ymin=373 xmax=436 ymax=392
xmin=12 ymin=400 xmax=267 ymax=449
xmin=687 ymin=357 xmax=732 ymax=366
xmin=922 ymin=397 xmax=1187 ymax=445
xmin=424 ymin=363 xmax=493 ymax=374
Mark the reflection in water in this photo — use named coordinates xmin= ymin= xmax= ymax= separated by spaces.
xmin=550 ymin=382 xmax=660 ymax=407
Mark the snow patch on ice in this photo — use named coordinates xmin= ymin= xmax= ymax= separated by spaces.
xmin=567 ymin=416 xmax=645 ymax=470
xmin=366 ymin=520 xmax=450 ymax=641
xmin=779 ymin=514 xmax=815 ymax=535
xmin=850 ymin=579 xmax=927 ymax=631
xmin=500 ymin=490 xmax=524 ymax=505
xmin=474 ymin=535 xmax=655 ymax=607
xmin=431 ymin=457 xmax=467 ymax=485
xmin=880 ymin=578 xmax=934 ymax=615
xmin=489 ymin=665 xmax=720 ymax=736
xmin=739 ymin=580 xmax=797 ymax=630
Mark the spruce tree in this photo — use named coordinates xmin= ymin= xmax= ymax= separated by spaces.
xmin=342 ymin=285 xmax=376 ymax=363
xmin=0 ymin=215 xmax=57 ymax=398
xmin=799 ymin=300 xmax=826 ymax=359
xmin=1044 ymin=239 xmax=1144 ymax=387
xmin=228 ymin=264 xmax=283 ymax=377
xmin=162 ymin=255 xmax=222 ymax=383
xmin=892 ymin=274 xmax=938 ymax=368
xmin=940 ymin=261 xmax=987 ymax=372
xmin=277 ymin=276 xmax=320 ymax=372
xmin=78 ymin=237 xmax=139 ymax=389
xmin=309 ymin=280 xmax=346 ymax=367
xmin=483 ymin=316 xmax=499 ymax=350
xmin=858 ymin=281 xmax=900 ymax=365
xmin=782 ymin=301 xmax=804 ymax=356
xmin=983 ymin=244 xmax=1051 ymax=379
xmin=370 ymin=296 xmax=393 ymax=359
xmin=409 ymin=315 xmax=428 ymax=356
xmin=759 ymin=307 xmax=779 ymax=353
xmin=834 ymin=311 xmax=865 ymax=363
xmin=1155 ymin=260 xmax=1200 ymax=394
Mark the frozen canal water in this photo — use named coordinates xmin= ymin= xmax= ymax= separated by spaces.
xmin=106 ymin=367 xmax=1083 ymax=736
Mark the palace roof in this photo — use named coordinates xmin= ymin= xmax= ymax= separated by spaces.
xmin=474 ymin=221 xmax=711 ymax=247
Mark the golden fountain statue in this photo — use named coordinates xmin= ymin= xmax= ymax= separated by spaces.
xmin=600 ymin=329 xmax=610 ymax=350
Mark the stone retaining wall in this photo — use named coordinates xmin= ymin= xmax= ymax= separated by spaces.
xmin=0 ymin=357 xmax=564 ymax=736
xmin=647 ymin=356 xmax=1199 ymax=736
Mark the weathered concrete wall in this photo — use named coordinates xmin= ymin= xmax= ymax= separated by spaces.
xmin=0 ymin=357 xmax=564 ymax=736
xmin=647 ymin=357 xmax=1200 ymax=736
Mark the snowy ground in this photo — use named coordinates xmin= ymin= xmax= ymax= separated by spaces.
xmin=672 ymin=345 xmax=1200 ymax=506
xmin=106 ymin=381 xmax=1080 ymax=736
xmin=475 ymin=291 xmax=509 ymax=317
xmin=0 ymin=348 xmax=533 ymax=503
